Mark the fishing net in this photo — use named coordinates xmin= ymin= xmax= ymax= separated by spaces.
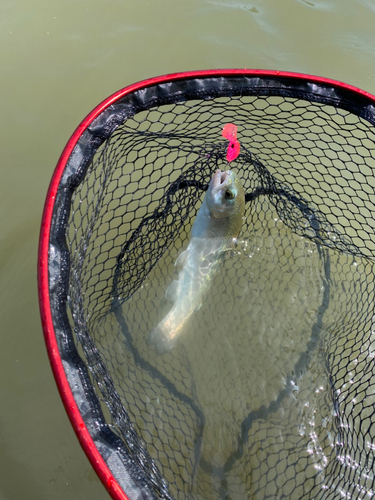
xmin=39 ymin=71 xmax=375 ymax=500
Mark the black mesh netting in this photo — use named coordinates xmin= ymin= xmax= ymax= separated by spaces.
xmin=49 ymin=75 xmax=375 ymax=500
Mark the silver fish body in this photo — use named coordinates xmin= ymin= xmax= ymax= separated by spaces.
xmin=150 ymin=170 xmax=245 ymax=353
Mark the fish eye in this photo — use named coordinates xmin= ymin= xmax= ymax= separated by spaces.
xmin=224 ymin=189 xmax=235 ymax=200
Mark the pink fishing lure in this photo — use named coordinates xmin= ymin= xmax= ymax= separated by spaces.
xmin=222 ymin=123 xmax=240 ymax=162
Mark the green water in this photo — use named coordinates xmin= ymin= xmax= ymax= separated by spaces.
xmin=3 ymin=0 xmax=375 ymax=498
xmin=103 ymin=198 xmax=374 ymax=499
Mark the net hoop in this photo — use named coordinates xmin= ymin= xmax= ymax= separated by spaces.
xmin=38 ymin=69 xmax=375 ymax=500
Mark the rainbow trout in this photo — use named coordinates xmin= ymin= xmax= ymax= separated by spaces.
xmin=150 ymin=169 xmax=245 ymax=353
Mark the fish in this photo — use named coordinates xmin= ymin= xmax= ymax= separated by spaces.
xmin=149 ymin=169 xmax=245 ymax=353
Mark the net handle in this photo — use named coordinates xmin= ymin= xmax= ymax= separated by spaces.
xmin=37 ymin=68 xmax=375 ymax=500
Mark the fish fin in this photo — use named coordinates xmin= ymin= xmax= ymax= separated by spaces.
xmin=149 ymin=324 xmax=177 ymax=354
xmin=165 ymin=280 xmax=179 ymax=302
xmin=174 ymin=249 xmax=188 ymax=268
xmin=195 ymin=302 xmax=202 ymax=311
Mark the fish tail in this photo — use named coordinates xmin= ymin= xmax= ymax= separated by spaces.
xmin=149 ymin=321 xmax=177 ymax=354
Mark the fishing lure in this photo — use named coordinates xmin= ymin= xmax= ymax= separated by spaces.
xmin=222 ymin=123 xmax=240 ymax=162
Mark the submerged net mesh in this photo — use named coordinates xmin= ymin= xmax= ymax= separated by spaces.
xmin=49 ymin=75 xmax=375 ymax=499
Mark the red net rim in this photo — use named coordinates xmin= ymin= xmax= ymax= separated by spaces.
xmin=37 ymin=69 xmax=375 ymax=500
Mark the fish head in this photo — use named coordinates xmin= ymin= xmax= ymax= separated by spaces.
xmin=206 ymin=169 xmax=245 ymax=221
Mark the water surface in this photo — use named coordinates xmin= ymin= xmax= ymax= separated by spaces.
xmin=2 ymin=0 xmax=375 ymax=498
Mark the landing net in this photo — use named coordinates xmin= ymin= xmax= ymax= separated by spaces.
xmin=38 ymin=71 xmax=375 ymax=500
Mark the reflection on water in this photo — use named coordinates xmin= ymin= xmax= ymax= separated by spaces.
xmin=95 ymin=198 xmax=375 ymax=499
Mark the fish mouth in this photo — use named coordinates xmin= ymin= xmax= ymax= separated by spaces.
xmin=208 ymin=169 xmax=237 ymax=218
xmin=212 ymin=169 xmax=230 ymax=191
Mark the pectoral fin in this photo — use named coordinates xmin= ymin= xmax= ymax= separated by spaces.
xmin=165 ymin=280 xmax=180 ymax=302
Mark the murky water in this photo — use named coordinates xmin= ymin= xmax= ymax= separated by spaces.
xmin=100 ymin=197 xmax=374 ymax=499
xmin=3 ymin=0 xmax=375 ymax=498
xmin=114 ymin=212 xmax=328 ymax=498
